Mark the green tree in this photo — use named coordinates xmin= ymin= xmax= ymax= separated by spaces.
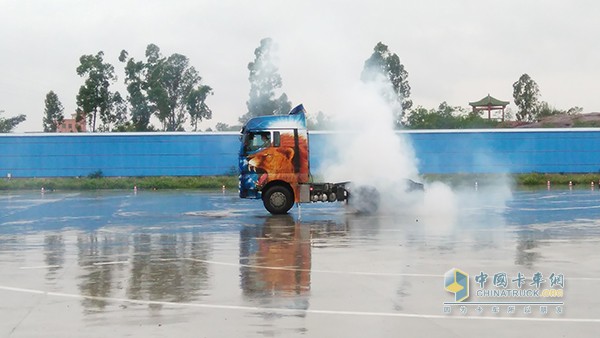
xmin=186 ymin=86 xmax=213 ymax=131
xmin=154 ymin=50 xmax=211 ymax=131
xmin=566 ymin=106 xmax=584 ymax=115
xmin=119 ymin=50 xmax=154 ymax=131
xmin=361 ymin=42 xmax=412 ymax=127
xmin=536 ymin=101 xmax=563 ymax=119
xmin=0 ymin=110 xmax=26 ymax=133
xmin=536 ymin=103 xmax=583 ymax=120
xmin=215 ymin=122 xmax=241 ymax=131
xmin=405 ymin=102 xmax=497 ymax=129
xmin=43 ymin=91 xmax=65 ymax=132
xmin=405 ymin=104 xmax=454 ymax=129
xmin=111 ymin=91 xmax=129 ymax=130
xmin=240 ymin=38 xmax=292 ymax=123
xmin=512 ymin=74 xmax=540 ymax=122
xmin=119 ymin=45 xmax=213 ymax=131
xmin=76 ymin=51 xmax=120 ymax=132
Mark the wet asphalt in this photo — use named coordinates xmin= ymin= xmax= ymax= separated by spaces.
xmin=0 ymin=187 xmax=599 ymax=337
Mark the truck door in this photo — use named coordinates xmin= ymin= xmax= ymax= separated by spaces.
xmin=239 ymin=131 xmax=272 ymax=199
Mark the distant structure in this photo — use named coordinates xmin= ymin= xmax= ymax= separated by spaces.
xmin=469 ymin=94 xmax=509 ymax=121
xmin=57 ymin=113 xmax=86 ymax=133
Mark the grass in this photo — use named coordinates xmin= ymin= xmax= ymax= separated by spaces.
xmin=1 ymin=173 xmax=598 ymax=191
xmin=515 ymin=173 xmax=600 ymax=186
xmin=422 ymin=173 xmax=600 ymax=188
xmin=0 ymin=176 xmax=239 ymax=191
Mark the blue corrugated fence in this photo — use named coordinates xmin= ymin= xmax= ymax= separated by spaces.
xmin=1 ymin=129 xmax=599 ymax=178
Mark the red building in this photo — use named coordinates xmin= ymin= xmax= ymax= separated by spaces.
xmin=56 ymin=114 xmax=86 ymax=133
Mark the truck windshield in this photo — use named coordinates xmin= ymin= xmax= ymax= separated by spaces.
xmin=242 ymin=132 xmax=271 ymax=153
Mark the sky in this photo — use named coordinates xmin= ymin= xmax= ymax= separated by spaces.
xmin=1 ymin=0 xmax=599 ymax=132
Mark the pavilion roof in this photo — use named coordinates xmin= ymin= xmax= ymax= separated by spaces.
xmin=469 ymin=94 xmax=509 ymax=107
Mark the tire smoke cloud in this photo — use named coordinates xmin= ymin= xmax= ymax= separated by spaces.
xmin=313 ymin=73 xmax=512 ymax=222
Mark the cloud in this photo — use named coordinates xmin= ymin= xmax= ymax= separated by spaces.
xmin=1 ymin=0 xmax=599 ymax=132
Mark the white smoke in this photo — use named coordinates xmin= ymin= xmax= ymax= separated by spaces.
xmin=317 ymin=73 xmax=427 ymax=213
xmin=315 ymin=71 xmax=514 ymax=222
xmin=277 ymin=34 xmax=513 ymax=224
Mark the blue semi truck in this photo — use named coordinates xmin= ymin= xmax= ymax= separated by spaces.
xmin=238 ymin=104 xmax=421 ymax=214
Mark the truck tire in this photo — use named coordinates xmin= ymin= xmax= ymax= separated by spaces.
xmin=262 ymin=185 xmax=294 ymax=214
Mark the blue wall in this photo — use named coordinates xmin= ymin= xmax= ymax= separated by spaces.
xmin=1 ymin=129 xmax=600 ymax=178
xmin=0 ymin=133 xmax=239 ymax=177
xmin=407 ymin=129 xmax=600 ymax=174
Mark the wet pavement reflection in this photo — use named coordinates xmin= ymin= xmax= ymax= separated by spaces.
xmin=0 ymin=188 xmax=599 ymax=337
xmin=240 ymin=215 xmax=311 ymax=305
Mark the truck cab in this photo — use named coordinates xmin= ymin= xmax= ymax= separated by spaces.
xmin=239 ymin=104 xmax=348 ymax=214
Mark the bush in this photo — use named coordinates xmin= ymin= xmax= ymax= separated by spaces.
xmin=87 ymin=170 xmax=104 ymax=179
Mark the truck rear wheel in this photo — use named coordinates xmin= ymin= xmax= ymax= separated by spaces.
xmin=262 ymin=185 xmax=294 ymax=214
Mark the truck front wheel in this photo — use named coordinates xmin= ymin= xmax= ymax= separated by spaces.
xmin=262 ymin=185 xmax=294 ymax=214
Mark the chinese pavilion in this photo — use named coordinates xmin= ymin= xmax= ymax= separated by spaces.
xmin=469 ymin=94 xmax=509 ymax=121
